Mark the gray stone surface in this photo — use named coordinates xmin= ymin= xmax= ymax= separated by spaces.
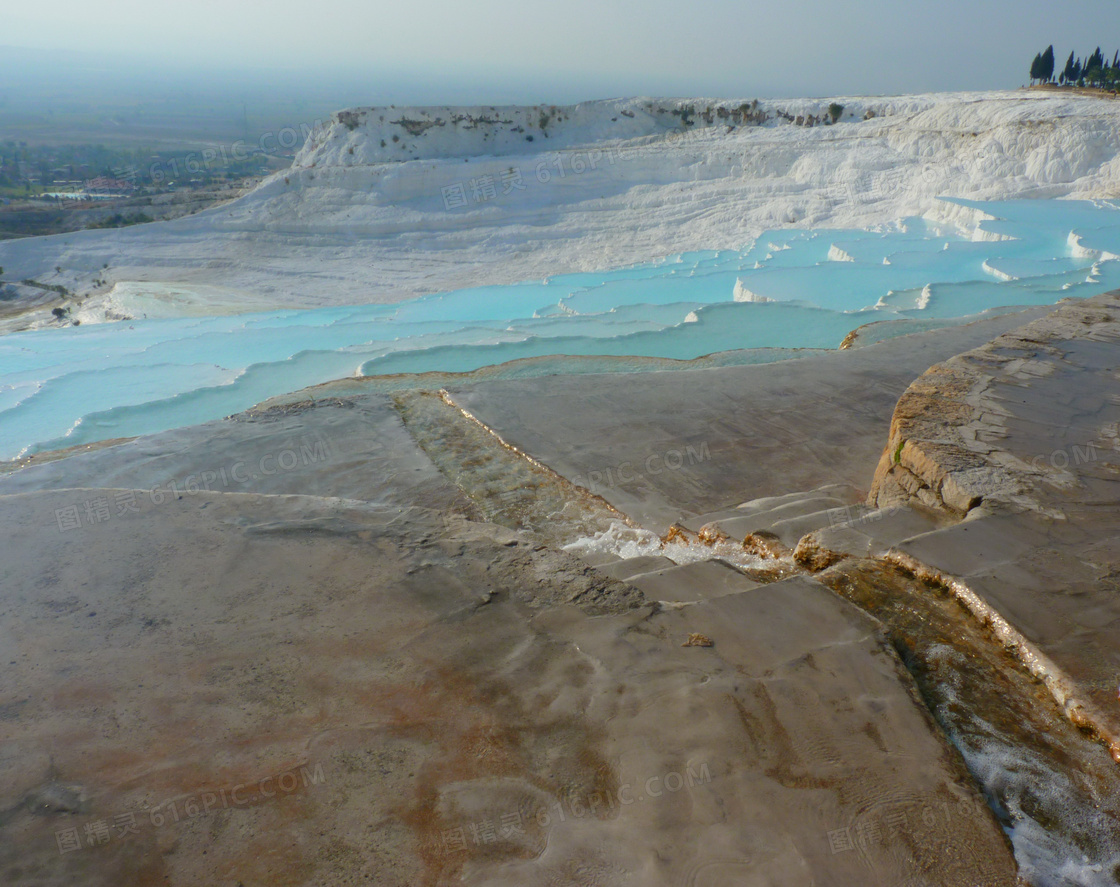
xmin=805 ymin=504 xmax=948 ymax=558
xmin=8 ymin=300 xmax=1096 ymax=885
xmin=449 ymin=307 xmax=1053 ymax=530
xmin=0 ymin=487 xmax=1016 ymax=885
xmin=850 ymin=292 xmax=1120 ymax=757
xmin=711 ymin=501 xmax=848 ymax=547
xmin=623 ymin=558 xmax=762 ymax=602
xmin=594 ymin=555 xmax=679 ymax=582
xmin=869 ymin=293 xmax=1120 ymax=518
xmin=0 ymin=395 xmax=470 ymax=514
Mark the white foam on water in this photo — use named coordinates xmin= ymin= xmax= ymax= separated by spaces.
xmin=562 ymin=520 xmax=772 ymax=573
xmin=563 ymin=521 xmax=666 ymax=562
xmin=924 ymin=644 xmax=1120 ymax=887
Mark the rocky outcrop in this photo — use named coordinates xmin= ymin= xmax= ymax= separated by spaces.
xmin=869 ymin=290 xmax=1120 ymax=517
xmin=867 ymin=359 xmax=1006 ymax=514
xmin=296 ymin=97 xmax=863 ymax=168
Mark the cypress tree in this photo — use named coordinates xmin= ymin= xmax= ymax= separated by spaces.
xmin=1041 ymin=45 xmax=1055 ymax=82
xmin=1086 ymin=48 xmax=1105 ymax=86
xmin=1063 ymin=51 xmax=1076 ymax=84
xmin=1029 ymin=47 xmax=1120 ymax=90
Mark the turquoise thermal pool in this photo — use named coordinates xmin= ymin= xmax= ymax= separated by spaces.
xmin=2 ymin=198 xmax=1120 ymax=460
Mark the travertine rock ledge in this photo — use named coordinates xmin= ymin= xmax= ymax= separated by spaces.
xmin=869 ymin=290 xmax=1120 ymax=517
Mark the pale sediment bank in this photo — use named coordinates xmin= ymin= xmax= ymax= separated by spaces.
xmin=2 ymin=295 xmax=1119 ymax=884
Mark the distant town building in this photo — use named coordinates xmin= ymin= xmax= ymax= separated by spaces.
xmin=83 ymin=176 xmax=135 ymax=198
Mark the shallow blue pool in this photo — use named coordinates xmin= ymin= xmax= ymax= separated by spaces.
xmin=2 ymin=197 xmax=1119 ymax=460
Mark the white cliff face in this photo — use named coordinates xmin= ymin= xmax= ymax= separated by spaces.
xmin=2 ymin=91 xmax=1120 ymax=315
xmin=292 ymin=100 xmax=674 ymax=165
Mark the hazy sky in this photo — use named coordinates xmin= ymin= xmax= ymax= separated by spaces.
xmin=5 ymin=0 xmax=1118 ymax=101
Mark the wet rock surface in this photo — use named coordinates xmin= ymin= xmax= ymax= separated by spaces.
xmin=0 ymin=394 xmax=473 ymax=514
xmin=0 ymin=483 xmax=1020 ymax=885
xmin=819 ymin=560 xmax=1120 ymax=882
xmin=5 ymin=297 xmax=1119 ymax=884
xmin=448 ymin=306 xmax=1053 ymax=530
xmin=860 ymin=293 xmax=1120 ymax=749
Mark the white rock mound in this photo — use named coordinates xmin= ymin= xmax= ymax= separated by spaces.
xmin=1 ymin=91 xmax=1119 ymax=317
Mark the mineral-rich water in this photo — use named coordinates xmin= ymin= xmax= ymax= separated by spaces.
xmin=2 ymin=198 xmax=1119 ymax=460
